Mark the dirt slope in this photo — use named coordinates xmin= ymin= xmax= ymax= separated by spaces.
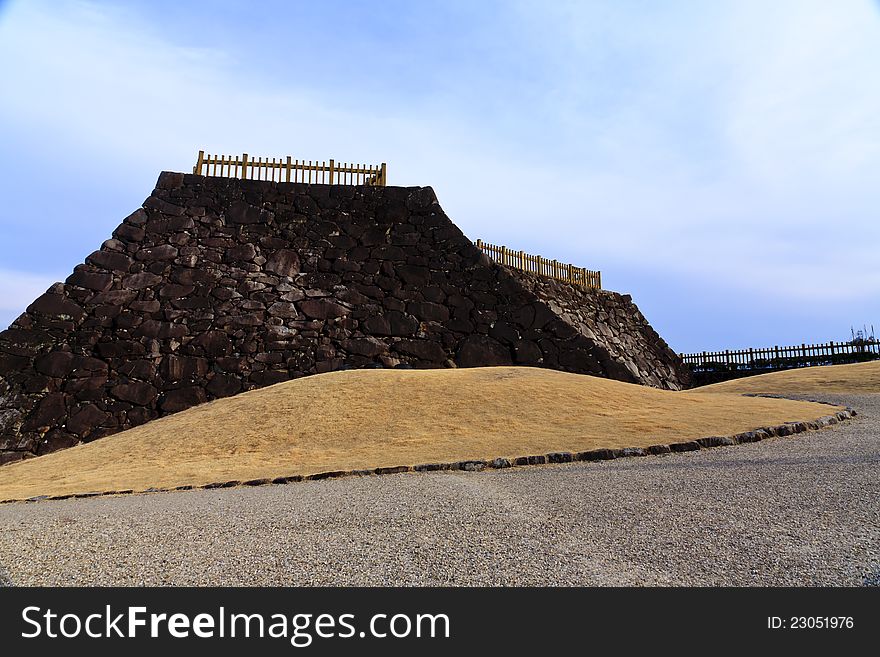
xmin=0 ymin=367 xmax=841 ymax=500
xmin=694 ymin=361 xmax=880 ymax=396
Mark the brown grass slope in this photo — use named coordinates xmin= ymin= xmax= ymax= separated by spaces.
xmin=0 ymin=367 xmax=843 ymax=501
xmin=694 ymin=360 xmax=880 ymax=395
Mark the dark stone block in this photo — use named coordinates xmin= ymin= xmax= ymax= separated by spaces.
xmin=413 ymin=463 xmax=452 ymax=472
xmin=407 ymin=301 xmax=449 ymax=323
xmin=157 ymin=171 xmax=185 ymax=189
xmin=455 ymin=334 xmax=512 ymax=368
xmin=21 ymin=393 xmax=67 ymax=431
xmin=159 ymin=386 xmax=207 ymax=413
xmin=36 ymin=429 xmax=79 ymax=455
xmin=341 ymin=337 xmax=387 ymax=357
xmin=250 ymin=370 xmax=290 ymax=386
xmin=306 ymin=470 xmax=347 ymax=481
xmin=87 ymin=250 xmax=134 ymax=273
xmin=27 ymin=293 xmax=85 ymax=321
xmin=97 ymin=340 xmax=145 ymax=358
xmin=360 ymin=225 xmax=388 ymax=247
xmin=489 ymin=321 xmax=519 ymax=344
xmin=206 ymin=373 xmax=241 ymax=398
xmin=575 ymin=449 xmax=616 ymax=461
xmin=136 ymin=244 xmax=179 ymax=261
xmin=696 ymin=436 xmax=735 ymax=448
xmin=66 ymin=270 xmax=114 ymax=292
xmin=113 ymin=223 xmax=146 ymax=242
xmin=227 ymin=200 xmax=263 ymax=224
xmin=372 ymin=245 xmax=407 ymax=261
xmin=111 ymin=382 xmax=158 ymax=406
xmin=192 ymin=330 xmax=231 ymax=356
xmin=456 ymin=460 xmax=487 ymax=471
xmin=265 ymin=249 xmax=301 ymax=277
xmin=159 ymin=284 xmax=195 ymax=299
xmin=226 ymin=244 xmax=257 ymax=262
xmin=298 ymin=298 xmax=349 ymax=320
xmin=67 ymin=404 xmax=109 ymax=437
xmin=398 ymin=265 xmax=431 ymax=287
xmin=394 ymin=339 xmax=446 ymax=362
xmin=512 ymin=340 xmax=543 ymax=365
xmin=122 ymin=272 xmax=163 ymax=290
xmin=34 ymin=351 xmax=74 ymax=378
xmin=374 ymin=465 xmax=410 ymax=475
xmin=0 ymin=353 xmax=29 ymax=373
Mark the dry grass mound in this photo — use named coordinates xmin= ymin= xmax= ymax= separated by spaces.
xmin=694 ymin=360 xmax=880 ymax=396
xmin=0 ymin=367 xmax=841 ymax=501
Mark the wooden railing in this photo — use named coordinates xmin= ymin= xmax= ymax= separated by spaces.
xmin=475 ymin=239 xmax=601 ymax=290
xmin=193 ymin=150 xmax=387 ymax=186
xmin=681 ymin=339 xmax=880 ymax=369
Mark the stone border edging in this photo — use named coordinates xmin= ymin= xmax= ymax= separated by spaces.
xmin=1 ymin=407 xmax=857 ymax=504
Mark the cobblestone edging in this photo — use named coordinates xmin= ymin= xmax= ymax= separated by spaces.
xmin=0 ymin=406 xmax=856 ymax=504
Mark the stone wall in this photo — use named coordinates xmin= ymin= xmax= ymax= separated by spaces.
xmin=0 ymin=172 xmax=688 ymax=464
xmin=508 ymin=271 xmax=690 ymax=390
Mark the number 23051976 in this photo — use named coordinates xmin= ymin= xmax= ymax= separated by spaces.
xmin=768 ymin=617 xmax=854 ymax=630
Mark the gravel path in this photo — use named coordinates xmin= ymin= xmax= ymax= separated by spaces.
xmin=0 ymin=393 xmax=877 ymax=586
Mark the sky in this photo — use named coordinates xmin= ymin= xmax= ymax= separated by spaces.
xmin=0 ymin=0 xmax=878 ymax=353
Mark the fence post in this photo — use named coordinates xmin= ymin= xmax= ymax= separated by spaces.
xmin=285 ymin=156 xmax=292 ymax=183
xmin=194 ymin=150 xmax=204 ymax=175
xmin=328 ymin=159 xmax=335 ymax=184
xmin=476 ymin=239 xmax=483 ymax=251
xmin=379 ymin=163 xmax=387 ymax=186
xmin=537 ymin=255 xmax=543 ymax=275
xmin=241 ymin=153 xmax=249 ymax=180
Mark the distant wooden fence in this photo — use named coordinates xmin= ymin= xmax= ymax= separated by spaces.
xmin=475 ymin=239 xmax=601 ymax=290
xmin=193 ymin=150 xmax=387 ymax=186
xmin=681 ymin=339 xmax=880 ymax=369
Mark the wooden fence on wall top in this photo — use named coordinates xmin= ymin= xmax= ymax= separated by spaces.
xmin=193 ymin=150 xmax=387 ymax=186
xmin=680 ymin=339 xmax=880 ymax=368
xmin=475 ymin=239 xmax=601 ymax=290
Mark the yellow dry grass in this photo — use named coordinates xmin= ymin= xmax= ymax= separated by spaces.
xmin=0 ymin=367 xmax=841 ymax=501
xmin=694 ymin=360 xmax=880 ymax=396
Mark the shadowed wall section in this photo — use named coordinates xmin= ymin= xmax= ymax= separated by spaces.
xmin=0 ymin=172 xmax=688 ymax=463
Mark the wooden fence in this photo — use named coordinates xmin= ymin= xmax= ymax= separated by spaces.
xmin=475 ymin=239 xmax=601 ymax=290
xmin=681 ymin=339 xmax=880 ymax=369
xmin=193 ymin=151 xmax=387 ymax=186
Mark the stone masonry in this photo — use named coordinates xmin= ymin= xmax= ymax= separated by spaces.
xmin=0 ymin=172 xmax=689 ymax=463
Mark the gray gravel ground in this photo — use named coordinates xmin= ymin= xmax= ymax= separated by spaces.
xmin=0 ymin=393 xmax=877 ymax=586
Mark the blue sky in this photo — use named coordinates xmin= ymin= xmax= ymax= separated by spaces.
xmin=1 ymin=0 xmax=878 ymax=352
